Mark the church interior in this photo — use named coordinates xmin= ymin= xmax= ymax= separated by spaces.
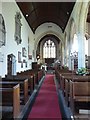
xmin=0 ymin=0 xmax=90 ymax=119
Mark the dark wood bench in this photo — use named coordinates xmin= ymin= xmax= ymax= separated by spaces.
xmin=64 ymin=75 xmax=90 ymax=106
xmin=55 ymin=68 xmax=74 ymax=88
xmin=17 ymin=70 xmax=38 ymax=88
xmin=38 ymin=70 xmax=44 ymax=81
xmin=5 ymin=74 xmax=35 ymax=94
xmin=70 ymin=80 xmax=90 ymax=114
xmin=2 ymin=78 xmax=28 ymax=104
xmin=17 ymin=75 xmax=34 ymax=94
xmin=20 ymin=69 xmax=44 ymax=84
xmin=0 ymin=84 xmax=20 ymax=119
xmin=60 ymin=73 xmax=74 ymax=92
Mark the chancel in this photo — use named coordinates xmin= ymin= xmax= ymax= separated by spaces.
xmin=0 ymin=0 xmax=90 ymax=119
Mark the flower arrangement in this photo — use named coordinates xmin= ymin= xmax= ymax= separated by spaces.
xmin=76 ymin=67 xmax=89 ymax=76
xmin=62 ymin=65 xmax=69 ymax=70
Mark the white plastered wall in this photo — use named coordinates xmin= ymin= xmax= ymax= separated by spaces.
xmin=0 ymin=1 xmax=34 ymax=77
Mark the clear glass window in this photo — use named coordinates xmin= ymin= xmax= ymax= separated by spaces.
xmin=43 ymin=39 xmax=56 ymax=58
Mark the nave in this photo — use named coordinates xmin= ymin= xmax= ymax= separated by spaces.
xmin=0 ymin=1 xmax=90 ymax=120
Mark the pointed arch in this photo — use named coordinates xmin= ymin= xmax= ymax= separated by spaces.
xmin=0 ymin=14 xmax=6 ymax=47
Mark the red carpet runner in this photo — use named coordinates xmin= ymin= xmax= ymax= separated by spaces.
xmin=28 ymin=74 xmax=62 ymax=120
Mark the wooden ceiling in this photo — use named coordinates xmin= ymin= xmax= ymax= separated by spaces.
xmin=16 ymin=2 xmax=75 ymax=33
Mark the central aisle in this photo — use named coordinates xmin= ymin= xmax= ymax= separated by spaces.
xmin=27 ymin=74 xmax=62 ymax=120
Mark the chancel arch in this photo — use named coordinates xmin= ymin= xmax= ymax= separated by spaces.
xmin=34 ymin=23 xmax=64 ymax=59
xmin=36 ymin=34 xmax=61 ymax=65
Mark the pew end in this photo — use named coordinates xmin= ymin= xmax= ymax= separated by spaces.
xmin=0 ymin=84 xmax=20 ymax=119
xmin=70 ymin=81 xmax=90 ymax=115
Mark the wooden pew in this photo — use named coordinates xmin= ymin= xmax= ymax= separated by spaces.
xmin=19 ymin=69 xmax=44 ymax=90
xmin=2 ymin=78 xmax=28 ymax=104
xmin=38 ymin=70 xmax=44 ymax=82
xmin=55 ymin=68 xmax=73 ymax=87
xmin=64 ymin=76 xmax=90 ymax=106
xmin=70 ymin=80 xmax=90 ymax=114
xmin=55 ymin=68 xmax=90 ymax=116
xmin=5 ymin=74 xmax=34 ymax=94
xmin=17 ymin=75 xmax=34 ymax=93
xmin=17 ymin=70 xmax=37 ymax=88
xmin=60 ymin=73 xmax=74 ymax=93
xmin=17 ymin=70 xmax=40 ymax=89
xmin=0 ymin=81 xmax=19 ymax=88
xmin=0 ymin=84 xmax=20 ymax=119
xmin=5 ymin=69 xmax=44 ymax=94
xmin=17 ymin=75 xmax=34 ymax=94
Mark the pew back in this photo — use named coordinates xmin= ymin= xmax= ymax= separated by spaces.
xmin=2 ymin=78 xmax=28 ymax=104
xmin=73 ymin=82 xmax=90 ymax=101
xmin=0 ymin=84 xmax=20 ymax=118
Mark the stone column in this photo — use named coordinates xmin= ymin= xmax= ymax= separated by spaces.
xmin=68 ymin=39 xmax=72 ymax=70
xmin=77 ymin=2 xmax=88 ymax=69
xmin=66 ymin=39 xmax=70 ymax=67
xmin=68 ymin=50 xmax=72 ymax=70
xmin=64 ymin=40 xmax=67 ymax=66
xmin=77 ymin=33 xmax=85 ymax=68
xmin=58 ymin=42 xmax=61 ymax=60
xmin=40 ymin=41 xmax=43 ymax=64
xmin=33 ymin=49 xmax=37 ymax=62
xmin=61 ymin=44 xmax=64 ymax=66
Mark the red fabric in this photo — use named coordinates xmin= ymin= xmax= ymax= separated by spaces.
xmin=28 ymin=74 xmax=62 ymax=120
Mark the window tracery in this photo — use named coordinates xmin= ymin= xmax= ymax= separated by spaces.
xmin=43 ymin=39 xmax=56 ymax=58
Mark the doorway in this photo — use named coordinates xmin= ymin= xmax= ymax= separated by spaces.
xmin=7 ymin=54 xmax=16 ymax=75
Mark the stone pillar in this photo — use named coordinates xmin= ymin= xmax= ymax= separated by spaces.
xmin=77 ymin=2 xmax=88 ymax=69
xmin=40 ymin=42 xmax=43 ymax=64
xmin=58 ymin=42 xmax=61 ymax=60
xmin=77 ymin=33 xmax=85 ymax=68
xmin=68 ymin=51 xmax=72 ymax=70
xmin=33 ymin=49 xmax=37 ymax=62
xmin=68 ymin=39 xmax=72 ymax=70
xmin=64 ymin=41 xmax=67 ymax=66
xmin=61 ymin=44 xmax=64 ymax=66
xmin=66 ymin=40 xmax=70 ymax=67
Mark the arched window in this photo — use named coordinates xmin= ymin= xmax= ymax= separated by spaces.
xmin=43 ymin=39 xmax=56 ymax=58
xmin=0 ymin=14 xmax=6 ymax=47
